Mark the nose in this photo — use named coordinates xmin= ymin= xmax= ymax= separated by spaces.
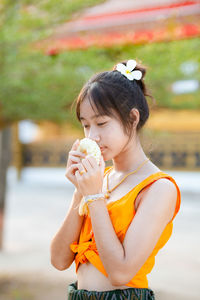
xmin=88 ymin=127 xmax=100 ymax=143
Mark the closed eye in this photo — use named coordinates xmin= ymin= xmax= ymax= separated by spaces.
xmin=82 ymin=122 xmax=107 ymax=128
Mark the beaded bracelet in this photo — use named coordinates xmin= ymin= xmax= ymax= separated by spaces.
xmin=83 ymin=193 xmax=105 ymax=205
xmin=79 ymin=193 xmax=105 ymax=216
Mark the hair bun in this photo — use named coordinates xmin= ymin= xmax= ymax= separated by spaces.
xmin=112 ymin=59 xmax=155 ymax=105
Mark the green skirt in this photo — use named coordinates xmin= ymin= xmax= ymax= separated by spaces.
xmin=68 ymin=281 xmax=155 ymax=299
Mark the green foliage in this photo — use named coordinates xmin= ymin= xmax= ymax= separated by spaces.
xmin=0 ymin=0 xmax=106 ymax=43
xmin=0 ymin=0 xmax=106 ymax=127
xmin=0 ymin=0 xmax=199 ymax=129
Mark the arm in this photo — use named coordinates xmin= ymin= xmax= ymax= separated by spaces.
xmin=50 ymin=189 xmax=84 ymax=271
xmin=88 ymin=178 xmax=178 ymax=285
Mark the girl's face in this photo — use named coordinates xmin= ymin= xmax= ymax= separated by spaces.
xmin=79 ymin=98 xmax=131 ymax=161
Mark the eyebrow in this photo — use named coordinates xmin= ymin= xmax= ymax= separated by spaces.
xmin=80 ymin=114 xmax=103 ymax=121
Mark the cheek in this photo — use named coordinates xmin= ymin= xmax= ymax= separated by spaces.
xmin=103 ymin=128 xmax=117 ymax=144
xmin=105 ymin=125 xmax=126 ymax=145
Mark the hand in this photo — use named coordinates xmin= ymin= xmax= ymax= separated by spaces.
xmin=65 ymin=139 xmax=86 ymax=192
xmin=75 ymin=155 xmax=105 ymax=196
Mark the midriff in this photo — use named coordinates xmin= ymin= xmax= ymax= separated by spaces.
xmin=77 ymin=262 xmax=129 ymax=291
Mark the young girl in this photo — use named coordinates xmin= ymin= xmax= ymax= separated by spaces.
xmin=50 ymin=59 xmax=181 ymax=299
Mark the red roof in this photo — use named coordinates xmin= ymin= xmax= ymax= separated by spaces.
xmin=35 ymin=0 xmax=200 ymax=54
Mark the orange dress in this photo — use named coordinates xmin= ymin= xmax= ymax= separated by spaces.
xmin=70 ymin=166 xmax=181 ymax=288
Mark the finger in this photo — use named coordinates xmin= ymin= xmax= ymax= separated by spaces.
xmin=68 ymin=155 xmax=81 ymax=163
xmin=86 ymin=155 xmax=98 ymax=168
xmin=99 ymin=156 xmax=105 ymax=175
xmin=66 ymin=164 xmax=79 ymax=177
xmin=71 ymin=139 xmax=80 ymax=151
xmin=69 ymin=150 xmax=86 ymax=158
xmin=75 ymin=163 xmax=87 ymax=175
xmin=99 ymin=155 xmax=105 ymax=167
xmin=75 ymin=169 xmax=82 ymax=180
xmin=81 ymin=157 xmax=94 ymax=172
xmin=67 ymin=163 xmax=85 ymax=176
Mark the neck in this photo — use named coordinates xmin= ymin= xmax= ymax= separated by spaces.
xmin=112 ymin=134 xmax=149 ymax=174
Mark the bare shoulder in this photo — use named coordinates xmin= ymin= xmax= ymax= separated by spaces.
xmin=142 ymin=177 xmax=178 ymax=203
xmin=144 ymin=159 xmax=177 ymax=196
xmin=136 ymin=161 xmax=177 ymax=207
xmin=152 ymin=177 xmax=177 ymax=192
xmin=137 ymin=177 xmax=178 ymax=223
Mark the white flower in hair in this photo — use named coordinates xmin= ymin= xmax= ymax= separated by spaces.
xmin=116 ymin=59 xmax=142 ymax=81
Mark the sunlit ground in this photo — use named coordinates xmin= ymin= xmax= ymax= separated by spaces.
xmin=0 ymin=167 xmax=200 ymax=299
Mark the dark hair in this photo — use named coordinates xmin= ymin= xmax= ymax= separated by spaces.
xmin=74 ymin=59 xmax=156 ymax=137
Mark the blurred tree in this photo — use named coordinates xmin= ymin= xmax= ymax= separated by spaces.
xmin=0 ymin=0 xmax=106 ymax=250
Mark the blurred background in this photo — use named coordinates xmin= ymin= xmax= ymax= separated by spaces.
xmin=0 ymin=0 xmax=200 ymax=299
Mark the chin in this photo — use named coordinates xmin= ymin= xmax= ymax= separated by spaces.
xmin=102 ymin=153 xmax=113 ymax=163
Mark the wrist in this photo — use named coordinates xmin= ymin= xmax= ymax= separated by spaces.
xmin=74 ymin=188 xmax=82 ymax=196
xmin=87 ymin=197 xmax=105 ymax=204
xmin=84 ymin=190 xmax=102 ymax=197
xmin=73 ymin=189 xmax=83 ymax=203
xmin=87 ymin=197 xmax=106 ymax=210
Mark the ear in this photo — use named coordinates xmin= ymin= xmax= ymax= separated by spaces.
xmin=129 ymin=108 xmax=140 ymax=128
